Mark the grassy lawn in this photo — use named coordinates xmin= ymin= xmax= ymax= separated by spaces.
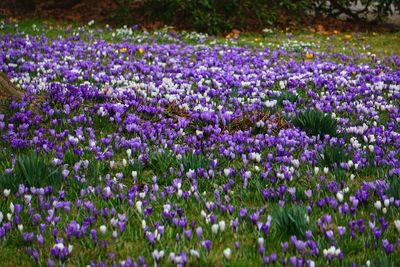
xmin=0 ymin=19 xmax=399 ymax=266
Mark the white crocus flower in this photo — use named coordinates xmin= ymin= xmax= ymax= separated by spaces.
xmin=374 ymin=201 xmax=382 ymax=210
xmin=136 ymin=201 xmax=143 ymax=213
xmin=223 ymin=168 xmax=231 ymax=176
xmin=292 ymin=159 xmax=300 ymax=168
xmin=219 ymin=220 xmax=226 ymax=232
xmin=394 ymin=220 xmax=400 ymax=233
xmin=211 ymin=224 xmax=219 ymax=234
xmin=384 ymin=199 xmax=390 ymax=207
xmin=336 ymin=191 xmax=344 ymax=202
xmin=3 ymin=189 xmax=10 ymax=197
xmin=190 ymin=249 xmax=200 ymax=258
xmin=99 ymin=225 xmax=107 ymax=235
xmin=126 ymin=149 xmax=132 ymax=158
xmin=223 ymin=248 xmax=232 ymax=260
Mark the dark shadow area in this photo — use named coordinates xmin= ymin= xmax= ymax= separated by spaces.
xmin=0 ymin=0 xmax=399 ymax=34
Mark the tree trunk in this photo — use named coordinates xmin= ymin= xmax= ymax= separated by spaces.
xmin=0 ymin=72 xmax=24 ymax=100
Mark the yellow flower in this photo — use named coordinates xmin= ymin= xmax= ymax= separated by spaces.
xmin=225 ymin=34 xmax=232 ymax=39
xmin=254 ymin=38 xmax=260 ymax=42
xmin=305 ymin=52 xmax=314 ymax=59
xmin=119 ymin=47 xmax=127 ymax=53
xmin=138 ymin=48 xmax=144 ymax=54
xmin=333 ymin=30 xmax=339 ymax=35
xmin=344 ymin=34 xmax=352 ymax=39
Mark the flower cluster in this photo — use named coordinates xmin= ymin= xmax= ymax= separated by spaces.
xmin=0 ymin=21 xmax=399 ymax=266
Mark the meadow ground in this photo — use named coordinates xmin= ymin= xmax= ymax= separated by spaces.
xmin=0 ymin=20 xmax=399 ymax=266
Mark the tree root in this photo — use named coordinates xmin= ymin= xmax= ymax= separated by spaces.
xmin=0 ymin=72 xmax=24 ymax=100
xmin=0 ymin=72 xmax=24 ymax=114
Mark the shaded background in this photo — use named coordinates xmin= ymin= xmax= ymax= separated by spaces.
xmin=0 ymin=0 xmax=399 ymax=34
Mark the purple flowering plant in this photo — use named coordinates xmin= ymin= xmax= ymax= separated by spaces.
xmin=0 ymin=20 xmax=399 ymax=266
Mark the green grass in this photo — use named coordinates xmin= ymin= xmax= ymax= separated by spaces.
xmin=1 ymin=19 xmax=399 ymax=56
xmin=0 ymin=19 xmax=399 ymax=267
xmin=291 ymin=109 xmax=338 ymax=138
xmin=0 ymin=150 xmax=63 ymax=191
